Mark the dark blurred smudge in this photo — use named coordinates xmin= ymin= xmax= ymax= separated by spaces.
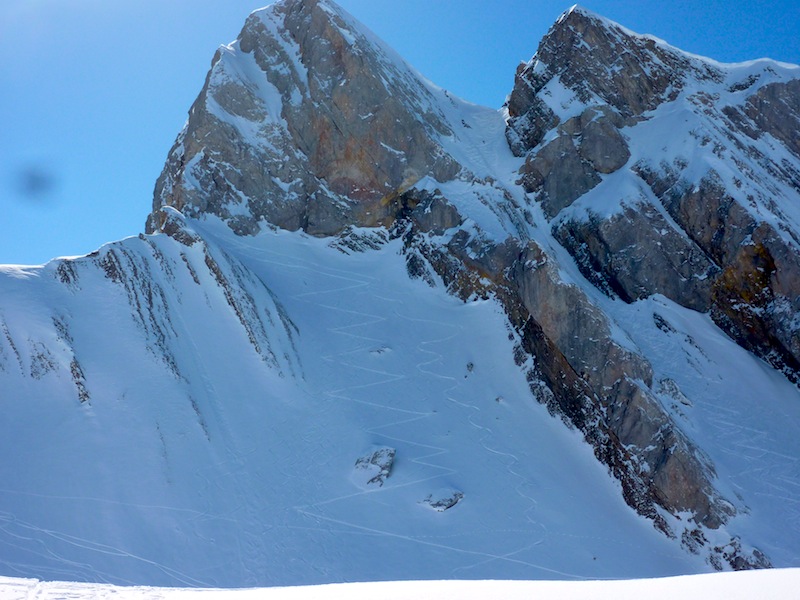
xmin=12 ymin=164 xmax=58 ymax=202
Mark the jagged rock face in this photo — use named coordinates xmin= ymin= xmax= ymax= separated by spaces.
xmin=519 ymin=133 xmax=601 ymax=217
xmin=507 ymin=243 xmax=726 ymax=528
xmin=554 ymin=203 xmax=718 ymax=310
xmin=731 ymin=79 xmax=800 ymax=159
xmin=506 ymin=6 xmax=722 ymax=150
xmin=506 ymin=5 xmax=800 ymax=379
xmin=635 ymin=167 xmax=800 ymax=378
xmin=148 ymin=0 xmax=459 ymax=237
xmin=402 ymin=218 xmax=730 ymax=532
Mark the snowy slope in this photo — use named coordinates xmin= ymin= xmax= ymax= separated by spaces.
xmin=0 ymin=218 xmax=712 ymax=586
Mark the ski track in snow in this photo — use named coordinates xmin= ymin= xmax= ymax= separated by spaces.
xmin=231 ymin=234 xmax=595 ymax=580
xmin=396 ymin=309 xmax=548 ymax=577
xmin=0 ymin=507 xmax=209 ymax=588
xmin=202 ymin=228 xmax=711 ymax=581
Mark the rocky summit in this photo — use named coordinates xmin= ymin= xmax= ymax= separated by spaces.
xmin=2 ymin=0 xmax=799 ymax=587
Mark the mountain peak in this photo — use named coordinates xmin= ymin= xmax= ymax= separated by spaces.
xmin=532 ymin=7 xmax=702 ymax=116
xmin=560 ymin=4 xmax=611 ymax=25
xmin=505 ymin=4 xmax=726 ymax=152
xmin=148 ymin=0 xmax=460 ymax=237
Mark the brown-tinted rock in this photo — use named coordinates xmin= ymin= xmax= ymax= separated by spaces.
xmin=554 ymin=202 xmax=717 ymax=310
xmin=148 ymin=0 xmax=460 ymax=237
xmin=638 ymin=166 xmax=800 ymax=378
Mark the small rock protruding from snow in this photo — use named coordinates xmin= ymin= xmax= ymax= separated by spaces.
xmin=354 ymin=447 xmax=396 ymax=487
xmin=422 ymin=489 xmax=464 ymax=512
xmin=657 ymin=378 xmax=693 ymax=407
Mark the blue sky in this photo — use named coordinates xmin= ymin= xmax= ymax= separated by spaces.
xmin=2 ymin=0 xmax=798 ymax=265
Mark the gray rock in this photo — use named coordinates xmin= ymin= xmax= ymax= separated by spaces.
xmin=737 ymin=79 xmax=800 ymax=160
xmin=554 ymin=202 xmax=718 ymax=310
xmin=520 ymin=135 xmax=600 ymax=218
xmin=354 ymin=447 xmax=396 ymax=487
xmin=505 ymin=3 xmax=800 ymax=390
xmin=578 ymin=112 xmax=630 ymax=174
xmin=422 ymin=490 xmax=464 ymax=512
xmin=506 ymin=88 xmax=559 ymax=154
xmin=410 ymin=193 xmax=463 ymax=235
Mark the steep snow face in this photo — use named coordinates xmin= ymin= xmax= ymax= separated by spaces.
xmin=0 ymin=219 xmax=712 ymax=587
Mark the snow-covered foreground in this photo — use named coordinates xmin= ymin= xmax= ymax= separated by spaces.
xmin=2 ymin=569 xmax=799 ymax=600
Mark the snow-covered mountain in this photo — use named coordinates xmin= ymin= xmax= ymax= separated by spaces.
xmin=2 ymin=0 xmax=799 ymax=587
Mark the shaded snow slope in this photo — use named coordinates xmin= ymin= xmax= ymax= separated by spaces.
xmin=0 ymin=220 xmax=708 ymax=586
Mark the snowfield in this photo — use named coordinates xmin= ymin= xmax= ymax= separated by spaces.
xmin=0 ymin=223 xmax=710 ymax=586
xmin=2 ymin=220 xmax=799 ymax=586
xmin=1 ymin=569 xmax=799 ymax=600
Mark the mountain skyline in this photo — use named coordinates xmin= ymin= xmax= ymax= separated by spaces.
xmin=3 ymin=0 xmax=800 ymax=266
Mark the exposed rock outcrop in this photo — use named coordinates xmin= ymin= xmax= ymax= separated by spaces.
xmin=422 ymin=490 xmax=464 ymax=512
xmin=636 ymin=167 xmax=800 ymax=379
xmin=354 ymin=447 xmax=396 ymax=487
xmin=553 ymin=203 xmax=718 ymax=310
xmin=519 ymin=133 xmax=601 ymax=218
xmin=506 ymin=6 xmax=722 ymax=152
xmin=147 ymin=0 xmax=459 ymax=237
xmin=506 ymin=5 xmax=800 ymax=381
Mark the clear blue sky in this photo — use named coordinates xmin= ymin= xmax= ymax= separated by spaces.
xmin=2 ymin=0 xmax=798 ymax=265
